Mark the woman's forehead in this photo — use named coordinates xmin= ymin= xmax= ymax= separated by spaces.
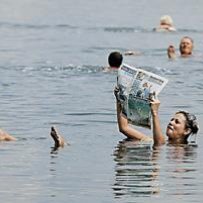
xmin=174 ymin=113 xmax=186 ymax=121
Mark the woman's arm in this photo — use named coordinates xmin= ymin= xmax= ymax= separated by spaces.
xmin=150 ymin=99 xmax=165 ymax=145
xmin=116 ymin=100 xmax=150 ymax=141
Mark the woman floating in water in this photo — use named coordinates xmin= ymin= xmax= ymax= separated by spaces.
xmin=0 ymin=126 xmax=66 ymax=148
xmin=114 ymin=87 xmax=199 ymax=145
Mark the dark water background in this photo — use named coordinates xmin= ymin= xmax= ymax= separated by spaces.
xmin=0 ymin=0 xmax=202 ymax=202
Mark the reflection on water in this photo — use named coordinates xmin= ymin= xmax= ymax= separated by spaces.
xmin=113 ymin=139 xmax=199 ymax=200
xmin=164 ymin=143 xmax=198 ymax=198
xmin=113 ymin=139 xmax=160 ymax=197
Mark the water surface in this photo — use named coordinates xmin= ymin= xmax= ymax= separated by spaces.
xmin=0 ymin=1 xmax=202 ymax=203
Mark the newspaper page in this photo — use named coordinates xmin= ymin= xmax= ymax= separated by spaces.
xmin=117 ymin=64 xmax=168 ymax=128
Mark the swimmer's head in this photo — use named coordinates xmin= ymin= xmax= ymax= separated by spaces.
xmin=108 ymin=51 xmax=123 ymax=68
xmin=160 ymin=15 xmax=173 ymax=26
xmin=179 ymin=36 xmax=194 ymax=56
xmin=166 ymin=111 xmax=199 ymax=143
xmin=177 ymin=111 xmax=199 ymax=136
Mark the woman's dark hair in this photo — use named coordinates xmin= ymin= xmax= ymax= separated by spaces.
xmin=176 ymin=111 xmax=199 ymax=135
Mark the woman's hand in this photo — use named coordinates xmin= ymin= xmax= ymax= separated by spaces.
xmin=150 ymin=99 xmax=160 ymax=116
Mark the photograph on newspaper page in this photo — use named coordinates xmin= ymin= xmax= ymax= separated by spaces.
xmin=117 ymin=64 xmax=138 ymax=101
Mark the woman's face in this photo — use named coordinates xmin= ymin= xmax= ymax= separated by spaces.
xmin=166 ymin=113 xmax=188 ymax=140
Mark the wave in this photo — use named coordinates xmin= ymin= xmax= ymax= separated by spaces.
xmin=1 ymin=21 xmax=203 ymax=34
xmin=0 ymin=21 xmax=78 ymax=30
xmin=102 ymin=26 xmax=151 ymax=33
xmin=11 ymin=64 xmax=105 ymax=75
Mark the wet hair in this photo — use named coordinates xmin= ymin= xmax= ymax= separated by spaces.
xmin=176 ymin=111 xmax=199 ymax=135
xmin=180 ymin=36 xmax=194 ymax=48
xmin=180 ymin=36 xmax=194 ymax=44
xmin=108 ymin=51 xmax=123 ymax=68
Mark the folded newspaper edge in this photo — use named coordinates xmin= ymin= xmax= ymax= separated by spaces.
xmin=117 ymin=64 xmax=168 ymax=129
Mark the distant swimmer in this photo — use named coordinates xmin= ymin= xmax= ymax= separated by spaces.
xmin=154 ymin=15 xmax=176 ymax=32
xmin=168 ymin=36 xmax=194 ymax=59
xmin=103 ymin=51 xmax=123 ymax=72
xmin=123 ymin=50 xmax=142 ymax=56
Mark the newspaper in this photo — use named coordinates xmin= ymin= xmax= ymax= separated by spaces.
xmin=117 ymin=64 xmax=168 ymax=128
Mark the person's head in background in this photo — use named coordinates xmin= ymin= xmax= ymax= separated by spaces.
xmin=108 ymin=51 xmax=123 ymax=69
xmin=167 ymin=36 xmax=194 ymax=59
xmin=179 ymin=36 xmax=194 ymax=57
xmin=156 ymin=15 xmax=176 ymax=32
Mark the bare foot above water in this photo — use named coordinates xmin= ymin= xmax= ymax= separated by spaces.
xmin=50 ymin=126 xmax=66 ymax=148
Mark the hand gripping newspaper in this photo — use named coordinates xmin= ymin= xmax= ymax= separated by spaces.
xmin=117 ymin=64 xmax=168 ymax=129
